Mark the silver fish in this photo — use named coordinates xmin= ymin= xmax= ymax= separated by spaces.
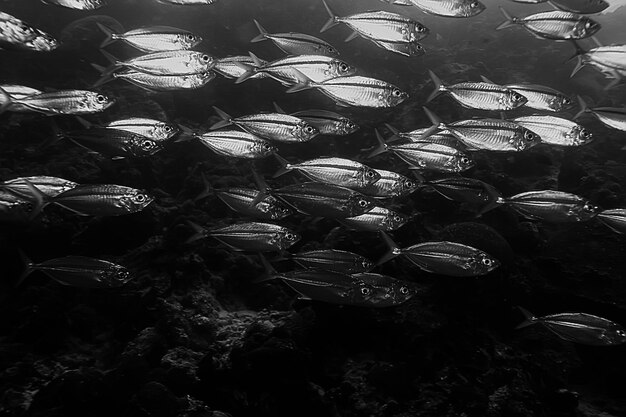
xmin=422 ymin=108 xmax=541 ymax=152
xmin=386 ymin=124 xmax=463 ymax=149
xmin=237 ymin=53 xmax=356 ymax=85
xmin=0 ymin=84 xmax=43 ymax=112
xmin=105 ymin=118 xmax=180 ymax=142
xmin=155 ymin=0 xmax=218 ymax=4
xmin=596 ymin=208 xmax=626 ymax=234
xmin=212 ymin=186 xmax=293 ymax=220
xmin=496 ymin=8 xmax=600 ymax=41
xmin=340 ymin=206 xmax=409 ymax=232
xmin=213 ymin=55 xmax=269 ymax=80
xmin=371 ymin=39 xmax=425 ymax=57
xmin=97 ymin=24 xmax=202 ymax=52
xmin=506 ymin=83 xmax=573 ymax=112
xmin=291 ymin=249 xmax=374 ymax=274
xmin=575 ymin=96 xmax=626 ymax=132
xmin=0 ymin=12 xmax=58 ymax=52
xmin=321 ymin=2 xmax=429 ymax=44
xmin=102 ymin=50 xmax=214 ymax=76
xmin=517 ymin=307 xmax=626 ymax=346
xmin=550 ymin=0 xmax=608 ymax=14
xmin=48 ymin=184 xmax=154 ymax=216
xmin=402 ymin=0 xmax=485 ymax=18
xmin=427 ymin=71 xmax=527 ymax=111
xmin=1 ymin=176 xmax=78 ymax=199
xmin=503 ymin=190 xmax=598 ymax=222
xmin=41 ymin=0 xmax=106 ymax=10
xmin=351 ymin=272 xmax=417 ymax=307
xmin=60 ymin=127 xmax=165 ymax=157
xmin=19 ymin=255 xmax=130 ymax=288
xmin=356 ymin=169 xmax=419 ymax=199
xmin=196 ymin=130 xmax=276 ymax=159
xmin=512 ymin=115 xmax=592 ymax=146
xmin=570 ymin=43 xmax=626 ymax=82
xmin=252 ymin=20 xmax=339 ymax=56
xmin=423 ymin=177 xmax=503 ymax=214
xmin=379 ymin=0 xmax=415 ymax=5
xmin=105 ymin=70 xmax=215 ymax=91
xmin=1 ymin=190 xmax=39 ymax=222
xmin=290 ymin=109 xmax=359 ymax=136
xmin=289 ymin=75 xmax=408 ymax=108
xmin=274 ymin=156 xmax=381 ymax=189
xmin=0 ymin=89 xmax=114 ymax=116
xmin=378 ymin=232 xmax=500 ymax=277
xmin=211 ymin=107 xmax=319 ymax=143
xmin=188 ymin=221 xmax=300 ymax=252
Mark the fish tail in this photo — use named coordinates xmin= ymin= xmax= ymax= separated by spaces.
xmin=368 ymin=129 xmax=389 ymax=158
xmin=253 ymin=254 xmax=278 ymax=283
xmin=91 ymin=63 xmax=115 ymax=88
xmin=210 ymin=106 xmax=233 ymax=130
xmin=235 ymin=52 xmax=262 ymax=84
xmin=320 ymin=0 xmax=339 ymax=33
xmin=515 ymin=306 xmax=539 ymax=329
xmin=194 ymin=172 xmax=213 ymax=202
xmin=574 ymin=95 xmax=589 ymax=120
xmin=16 ymin=249 xmax=36 ymax=287
xmin=603 ymin=71 xmax=622 ymax=91
xmin=286 ymin=69 xmax=315 ymax=93
xmin=273 ymin=102 xmax=286 ymax=114
xmin=96 ymin=22 xmax=117 ymax=48
xmin=0 ymin=87 xmax=13 ymax=115
xmin=99 ymin=49 xmax=121 ymax=67
xmin=251 ymin=169 xmax=271 ymax=206
xmin=420 ymin=107 xmax=445 ymax=141
xmin=186 ymin=221 xmax=207 ymax=244
xmin=272 ymin=154 xmax=292 ymax=178
xmin=376 ymin=231 xmax=401 ymax=266
xmin=566 ymin=40 xmax=586 ymax=66
xmin=384 ymin=123 xmax=403 ymax=143
xmin=175 ymin=123 xmax=197 ymax=142
xmin=251 ymin=19 xmax=268 ymax=43
xmin=426 ymin=70 xmax=446 ymax=103
xmin=496 ymin=7 xmax=516 ymax=30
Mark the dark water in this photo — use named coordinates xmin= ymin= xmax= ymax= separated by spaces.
xmin=1 ymin=1 xmax=626 ymax=417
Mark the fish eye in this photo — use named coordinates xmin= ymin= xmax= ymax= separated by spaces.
xmin=339 ymin=63 xmax=349 ymax=72
xmin=305 ymin=126 xmax=316 ymax=134
xmin=96 ymin=94 xmax=106 ymax=103
xmin=285 ymin=232 xmax=296 ymax=240
xmin=360 ymin=287 xmax=371 ymax=295
xmin=404 ymin=180 xmax=414 ymax=188
xmin=583 ymin=203 xmax=596 ymax=212
xmin=585 ymin=22 xmax=591 ymax=29
xmin=202 ymin=54 xmax=211 ymax=62
xmin=164 ymin=125 xmax=173 ymax=132
xmin=135 ymin=194 xmax=146 ymax=203
xmin=393 ymin=215 xmax=402 ymax=222
xmin=563 ymin=97 xmax=572 ymax=105
xmin=263 ymin=142 xmax=273 ymax=150
xmin=461 ymin=157 xmax=471 ymax=165
xmin=482 ymin=258 xmax=492 ymax=266
xmin=470 ymin=1 xmax=479 ymax=7
xmin=366 ymin=170 xmax=376 ymax=178
xmin=524 ymin=131 xmax=536 ymax=141
xmin=392 ymin=89 xmax=402 ymax=97
xmin=581 ymin=129 xmax=591 ymax=139
xmin=358 ymin=199 xmax=368 ymax=207
xmin=142 ymin=140 xmax=155 ymax=149
xmin=400 ymin=286 xmax=409 ymax=295
xmin=417 ymin=25 xmax=426 ymax=33
xmin=186 ymin=34 xmax=195 ymax=41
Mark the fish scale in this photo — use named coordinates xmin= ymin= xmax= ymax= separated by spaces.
xmin=207 ymin=222 xmax=299 ymax=252
xmin=506 ymin=84 xmax=571 ymax=112
xmin=113 ymin=51 xmax=214 ymax=76
xmin=404 ymin=0 xmax=486 ymax=17
xmin=445 ymin=82 xmax=524 ymax=110
xmin=197 ymin=131 xmax=274 ymax=159
xmin=311 ymin=76 xmax=407 ymax=108
xmin=340 ymin=206 xmax=408 ymax=232
xmin=446 ymin=119 xmax=537 ymax=151
xmin=504 ymin=190 xmax=598 ymax=222
xmin=230 ymin=114 xmax=317 ymax=142
xmin=339 ymin=11 xmax=425 ymax=43
xmin=512 ymin=115 xmax=591 ymax=146
xmin=114 ymin=70 xmax=215 ymax=91
xmin=509 ymin=11 xmax=599 ymax=40
xmin=285 ymin=157 xmax=379 ymax=188
xmin=106 ymin=118 xmax=179 ymax=142
xmin=251 ymin=55 xmax=354 ymax=84
xmin=50 ymin=184 xmax=153 ymax=217
xmin=292 ymin=110 xmax=358 ymax=136
xmin=356 ymin=169 xmax=418 ymax=198
xmin=215 ymin=188 xmax=292 ymax=220
xmin=104 ymin=25 xmax=202 ymax=52
xmin=389 ymin=142 xmax=473 ymax=172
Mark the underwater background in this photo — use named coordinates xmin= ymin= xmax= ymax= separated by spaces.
xmin=2 ymin=0 xmax=626 ymax=416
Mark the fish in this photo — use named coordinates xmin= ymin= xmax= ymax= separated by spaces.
xmin=0 ymin=11 xmax=59 ymax=52
xmin=97 ymin=24 xmax=202 ymax=52
xmin=549 ymin=0 xmax=609 ymax=14
xmin=289 ymin=109 xmax=359 ymax=136
xmin=575 ymin=96 xmax=626 ymax=132
xmin=421 ymin=108 xmax=541 ymax=152
xmin=321 ymin=1 xmax=429 ymax=44
xmin=213 ymin=56 xmax=269 ymax=80
xmin=195 ymin=130 xmax=276 ymax=159
xmin=0 ymin=89 xmax=114 ymax=116
xmin=236 ymin=53 xmax=356 ymax=85
xmin=369 ymin=130 xmax=475 ymax=173
xmin=517 ymin=307 xmax=626 ymax=346
xmin=351 ymin=272 xmax=417 ymax=307
xmin=253 ymin=173 xmax=377 ymax=219
xmin=95 ymin=68 xmax=216 ymax=91
xmin=427 ymin=71 xmax=527 ymax=111
xmin=379 ymin=0 xmax=415 ymax=5
xmin=187 ymin=221 xmax=300 ymax=252
xmin=273 ymin=155 xmax=381 ymax=189
xmin=100 ymin=49 xmax=215 ymax=76
xmin=105 ymin=118 xmax=180 ymax=142
xmin=288 ymin=75 xmax=408 ymax=108
xmin=251 ymin=20 xmax=339 ymax=56
xmin=291 ymin=249 xmax=374 ymax=274
xmin=385 ymin=124 xmax=463 ymax=149
xmin=496 ymin=8 xmax=600 ymax=41
xmin=505 ymin=83 xmax=573 ymax=112
xmin=596 ymin=209 xmax=626 ymax=234
xmin=377 ymin=232 xmax=500 ymax=277
xmin=339 ymin=206 xmax=409 ymax=232
xmin=211 ymin=107 xmax=319 ymax=143
xmin=512 ymin=115 xmax=592 ymax=147
xmin=0 ymin=85 xmax=44 ymax=113
xmin=0 ymin=190 xmax=39 ymax=222
xmin=570 ymin=42 xmax=626 ymax=86
xmin=18 ymin=253 xmax=131 ymax=288
xmin=502 ymin=190 xmax=598 ymax=222
xmin=42 ymin=184 xmax=154 ymax=216
xmin=58 ymin=127 xmax=166 ymax=158
xmin=370 ymin=39 xmax=425 ymax=57
xmin=155 ymin=0 xmax=219 ymax=4
xmin=506 ymin=0 xmax=547 ymax=3
xmin=208 ymin=185 xmax=293 ymax=220
xmin=397 ymin=0 xmax=485 ymax=18
xmin=1 ymin=176 xmax=78 ymax=199
xmin=355 ymin=169 xmax=420 ymax=199
xmin=41 ymin=0 xmax=106 ymax=10
xmin=422 ymin=177 xmax=503 ymax=214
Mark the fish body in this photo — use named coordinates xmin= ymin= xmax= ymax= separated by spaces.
xmin=291 ymin=109 xmax=359 ymax=135
xmin=428 ymin=71 xmax=527 ymax=111
xmin=596 ymin=209 xmax=626 ymax=234
xmin=371 ymin=39 xmax=425 ymax=57
xmin=497 ymin=9 xmax=601 ymax=41
xmin=98 ymin=24 xmax=202 ymax=52
xmin=276 ymin=157 xmax=381 ymax=189
xmin=109 ymin=50 xmax=215 ymax=76
xmin=444 ymin=119 xmax=540 ymax=152
xmin=214 ymin=187 xmax=293 ymax=220
xmin=296 ymin=76 xmax=408 ymax=108
xmin=203 ymin=222 xmax=300 ymax=252
xmin=550 ymin=0 xmax=609 ymax=14
xmin=426 ymin=177 xmax=503 ymax=212
xmin=105 ymin=118 xmax=180 ymax=142
xmin=406 ymin=0 xmax=486 ymax=17
xmin=1 ymin=176 xmax=78 ymax=199
xmin=504 ymin=190 xmax=598 ymax=222
xmin=41 ymin=0 xmax=106 ymax=10
xmin=340 ymin=206 xmax=409 ymax=231
xmin=22 ymin=256 xmax=130 ymax=288
xmin=0 ymin=84 xmax=43 ymax=112
xmin=574 ymin=45 xmax=626 ymax=79
xmin=356 ymin=169 xmax=419 ymax=199
xmin=51 ymin=184 xmax=154 ymax=216
xmin=388 ymin=125 xmax=462 ymax=149
xmin=240 ymin=54 xmax=356 ymax=85
xmin=112 ymin=70 xmax=215 ymax=91
xmin=351 ymin=272 xmax=417 ymax=307
xmin=155 ymin=0 xmax=218 ymax=4
xmin=506 ymin=83 xmax=573 ymax=112
xmin=213 ymin=56 xmax=269 ymax=79
xmin=0 ymin=89 xmax=114 ymax=115
xmin=0 ymin=12 xmax=58 ymax=51
xmin=0 ymin=191 xmax=36 ymax=222
xmin=292 ymin=249 xmax=374 ymax=274
xmin=252 ymin=20 xmax=339 ymax=56
xmin=196 ymin=130 xmax=276 ymax=159
xmin=518 ymin=308 xmax=626 ymax=346
xmin=61 ymin=127 xmax=164 ymax=157
xmin=512 ymin=115 xmax=592 ymax=146
xmin=576 ymin=97 xmax=626 ymax=131
xmin=384 ymin=141 xmax=474 ymax=173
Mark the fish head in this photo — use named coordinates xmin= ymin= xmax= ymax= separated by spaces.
xmin=382 ymin=209 xmax=409 ymax=231
xmin=360 ymin=258 xmax=375 ymax=272
xmin=277 ymin=229 xmax=301 ymax=250
xmin=394 ymin=176 xmax=419 ymax=197
xmin=177 ymin=32 xmax=202 ymax=49
xmin=194 ymin=52 xmax=215 ymax=69
xmin=83 ymin=0 xmax=107 ymax=9
xmin=30 ymin=32 xmax=59 ymax=52
xmin=294 ymin=121 xmax=319 ymax=141
xmin=347 ymin=193 xmax=376 ymax=216
xmin=409 ymin=23 xmax=429 ymax=42
xmin=321 ymin=44 xmax=340 ymax=57
xmin=131 ymin=135 xmax=163 ymax=156
xmin=265 ymin=200 xmax=293 ymax=220
xmin=338 ymin=117 xmax=359 ymax=135
xmin=101 ymin=264 xmax=131 ymax=287
xmin=514 ymin=128 xmax=541 ymax=151
xmin=472 ymin=251 xmax=500 ymax=275
xmin=121 ymin=190 xmax=154 ymax=213
xmin=330 ymin=59 xmax=357 ymax=78
xmin=550 ymin=94 xmax=574 ymax=112
xmin=569 ymin=125 xmax=593 ymax=146
xmin=390 ymin=281 xmax=418 ymax=304
xmin=384 ymin=87 xmax=409 ymax=107
xmin=198 ymin=71 xmax=217 ymax=83
xmin=254 ymin=140 xmax=277 ymax=157
xmin=455 ymin=153 xmax=475 ymax=172
xmin=85 ymin=92 xmax=115 ymax=113
xmin=504 ymin=90 xmax=528 ymax=110
xmin=359 ymin=167 xmax=381 ymax=187
xmin=576 ymin=200 xmax=599 ymax=221
xmin=459 ymin=0 xmax=486 ymax=17
xmin=154 ymin=122 xmax=180 ymax=141
xmin=574 ymin=18 xmax=601 ymax=39
xmin=607 ymin=327 xmax=626 ymax=345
